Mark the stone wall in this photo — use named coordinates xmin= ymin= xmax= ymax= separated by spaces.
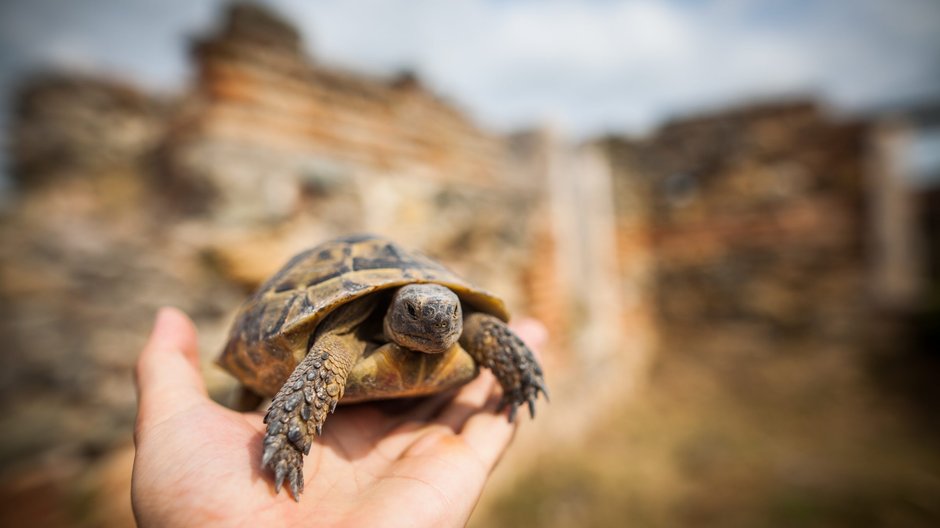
xmin=602 ymin=101 xmax=871 ymax=344
xmin=167 ymin=3 xmax=515 ymax=223
xmin=9 ymin=74 xmax=169 ymax=192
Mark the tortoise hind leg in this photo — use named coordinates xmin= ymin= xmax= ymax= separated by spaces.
xmin=262 ymin=298 xmax=373 ymax=500
xmin=459 ymin=312 xmax=548 ymax=421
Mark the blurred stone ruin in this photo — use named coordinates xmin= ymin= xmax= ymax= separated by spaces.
xmin=1 ymin=3 xmax=935 ymax=527
xmin=606 ymin=101 xmax=871 ymax=340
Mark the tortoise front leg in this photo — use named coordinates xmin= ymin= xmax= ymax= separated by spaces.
xmin=262 ymin=299 xmax=373 ymax=500
xmin=460 ymin=312 xmax=548 ymax=421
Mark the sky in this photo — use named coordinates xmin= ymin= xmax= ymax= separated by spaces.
xmin=0 ymin=0 xmax=939 ymax=140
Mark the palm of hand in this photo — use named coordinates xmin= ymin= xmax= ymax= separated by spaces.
xmin=132 ymin=308 xmax=521 ymax=528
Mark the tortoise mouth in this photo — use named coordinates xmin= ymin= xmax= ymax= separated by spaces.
xmin=396 ymin=332 xmax=455 ymax=354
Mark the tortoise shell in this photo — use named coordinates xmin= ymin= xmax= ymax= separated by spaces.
xmin=218 ymin=234 xmax=509 ymax=397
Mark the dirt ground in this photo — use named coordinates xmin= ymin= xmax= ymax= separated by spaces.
xmin=472 ymin=324 xmax=940 ymax=527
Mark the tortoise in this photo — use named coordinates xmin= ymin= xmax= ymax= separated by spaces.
xmin=219 ymin=234 xmax=548 ymax=500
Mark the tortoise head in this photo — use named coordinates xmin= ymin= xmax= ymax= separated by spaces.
xmin=383 ymin=284 xmax=462 ymax=353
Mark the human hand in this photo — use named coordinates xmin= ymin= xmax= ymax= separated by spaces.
xmin=131 ymin=307 xmax=546 ymax=528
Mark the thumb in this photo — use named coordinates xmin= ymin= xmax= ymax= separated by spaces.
xmin=135 ymin=307 xmax=208 ymax=433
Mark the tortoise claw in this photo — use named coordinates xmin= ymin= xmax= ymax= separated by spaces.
xmin=274 ymin=462 xmax=288 ymax=494
xmin=460 ymin=313 xmax=548 ymax=424
xmin=497 ymin=381 xmax=545 ymax=423
xmin=288 ymin=466 xmax=303 ymax=501
xmin=262 ymin=340 xmax=349 ymax=499
xmin=262 ymin=442 xmax=276 ymax=468
xmin=263 ymin=439 xmax=303 ymax=499
xmin=539 ymin=383 xmax=550 ymax=403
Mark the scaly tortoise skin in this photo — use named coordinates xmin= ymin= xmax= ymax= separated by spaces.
xmin=219 ymin=234 xmax=548 ymax=500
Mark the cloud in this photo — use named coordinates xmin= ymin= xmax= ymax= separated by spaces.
xmin=1 ymin=0 xmax=939 ymax=138
xmin=270 ymin=0 xmax=940 ymax=134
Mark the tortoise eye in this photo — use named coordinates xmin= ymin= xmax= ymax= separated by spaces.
xmin=406 ymin=303 xmax=417 ymax=317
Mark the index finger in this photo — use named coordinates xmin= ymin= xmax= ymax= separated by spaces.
xmin=457 ymin=317 xmax=548 ymax=468
xmin=134 ymin=307 xmax=209 ymax=437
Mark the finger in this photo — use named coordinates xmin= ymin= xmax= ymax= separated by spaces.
xmin=458 ymin=392 xmax=518 ymax=471
xmin=432 ymin=370 xmax=498 ymax=432
xmin=375 ymin=320 xmax=545 ymax=459
xmin=376 ymin=369 xmax=496 ymax=451
xmin=371 ymin=388 xmax=459 ymax=425
xmin=509 ymin=317 xmax=548 ymax=359
xmin=368 ymin=390 xmax=463 ymax=457
xmin=440 ymin=320 xmax=541 ymax=466
xmin=135 ymin=307 xmax=208 ymax=431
